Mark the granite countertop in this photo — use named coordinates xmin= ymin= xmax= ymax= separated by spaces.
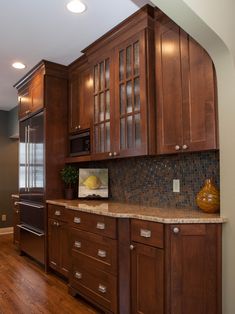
xmin=46 ymin=199 xmax=227 ymax=224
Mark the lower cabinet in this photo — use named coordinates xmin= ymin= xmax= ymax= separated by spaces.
xmin=47 ymin=205 xmax=222 ymax=314
xmin=48 ymin=205 xmax=69 ymax=278
xmin=12 ymin=196 xmax=20 ymax=246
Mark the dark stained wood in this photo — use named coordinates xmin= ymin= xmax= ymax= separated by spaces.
xmin=0 ymin=234 xmax=100 ymax=314
xmin=11 ymin=196 xmax=20 ymax=246
xmin=165 ymin=224 xmax=222 ymax=314
xmin=131 ymin=242 xmax=164 ymax=314
xmin=68 ymin=56 xmax=93 ymax=133
xmin=117 ymin=219 xmax=131 ymax=314
xmin=70 ymin=227 xmax=117 ymax=274
xmin=67 ymin=210 xmax=117 ymax=239
xmin=155 ymin=16 xmax=218 ymax=154
xmin=131 ymin=219 xmax=164 ymax=248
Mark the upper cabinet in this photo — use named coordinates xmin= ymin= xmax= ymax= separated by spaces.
xmin=68 ymin=56 xmax=93 ymax=133
xmin=17 ymin=66 xmax=44 ymax=120
xmin=155 ymin=15 xmax=218 ymax=154
xmin=83 ymin=6 xmax=156 ymax=160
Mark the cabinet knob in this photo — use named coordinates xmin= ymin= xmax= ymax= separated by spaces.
xmin=130 ymin=244 xmax=135 ymax=250
xmin=14 ymin=201 xmax=19 ymax=206
xmin=175 ymin=145 xmax=181 ymax=151
xmin=16 ymin=210 xmax=19 ymax=214
xmin=78 ymin=125 xmax=81 ymax=129
xmin=173 ymin=227 xmax=180 ymax=234
xmin=182 ymin=144 xmax=188 ymax=150
xmin=56 ymin=222 xmax=60 ymax=227
xmin=75 ymin=272 xmax=82 ymax=280
xmin=25 ymin=110 xmax=31 ymax=114
xmin=113 ymin=152 xmax=118 ymax=156
xmin=97 ymin=249 xmax=107 ymax=258
xmin=98 ymin=284 xmax=107 ymax=294
xmin=109 ymin=152 xmax=113 ymax=157
xmin=54 ymin=210 xmax=61 ymax=216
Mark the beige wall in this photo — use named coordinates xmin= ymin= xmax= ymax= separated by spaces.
xmin=151 ymin=0 xmax=235 ymax=312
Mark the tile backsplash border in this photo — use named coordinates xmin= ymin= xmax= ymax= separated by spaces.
xmin=76 ymin=151 xmax=219 ymax=210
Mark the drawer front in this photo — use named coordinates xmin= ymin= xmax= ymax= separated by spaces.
xmin=68 ymin=210 xmax=117 ymax=239
xmin=70 ymin=255 xmax=117 ymax=313
xmin=70 ymin=228 xmax=117 ymax=274
xmin=48 ymin=204 xmax=67 ymax=221
xmin=131 ymin=219 xmax=164 ymax=248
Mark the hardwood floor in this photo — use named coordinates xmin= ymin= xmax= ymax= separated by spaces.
xmin=0 ymin=234 xmax=100 ymax=314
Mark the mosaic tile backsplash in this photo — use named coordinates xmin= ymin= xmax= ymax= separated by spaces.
xmin=78 ymin=151 xmax=219 ymax=210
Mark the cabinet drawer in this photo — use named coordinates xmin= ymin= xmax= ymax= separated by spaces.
xmin=131 ymin=219 xmax=164 ymax=248
xmin=70 ymin=255 xmax=117 ymax=313
xmin=48 ymin=204 xmax=68 ymax=221
xmin=70 ymin=228 xmax=117 ymax=274
xmin=68 ymin=210 xmax=117 ymax=239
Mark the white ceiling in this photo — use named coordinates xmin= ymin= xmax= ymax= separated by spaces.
xmin=0 ymin=0 xmax=150 ymax=111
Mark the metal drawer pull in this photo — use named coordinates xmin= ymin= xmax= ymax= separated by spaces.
xmin=140 ymin=229 xmax=151 ymax=238
xmin=173 ymin=227 xmax=180 ymax=234
xmin=74 ymin=241 xmax=81 ymax=248
xmin=74 ymin=217 xmax=81 ymax=224
xmin=75 ymin=272 xmax=82 ymax=280
xmin=98 ymin=284 xmax=107 ymax=294
xmin=54 ymin=210 xmax=61 ymax=216
xmin=97 ymin=249 xmax=106 ymax=258
xmin=96 ymin=222 xmax=105 ymax=230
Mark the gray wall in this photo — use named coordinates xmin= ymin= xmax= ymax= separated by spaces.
xmin=0 ymin=107 xmax=18 ymax=228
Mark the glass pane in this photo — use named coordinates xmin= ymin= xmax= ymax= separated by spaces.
xmin=126 ymin=46 xmax=132 ymax=78
xmin=100 ymin=123 xmax=105 ymax=152
xmin=119 ymin=50 xmax=124 ymax=81
xmin=95 ymin=126 xmax=99 ymax=153
xmin=127 ymin=115 xmax=133 ymax=148
xmin=94 ymin=65 xmax=98 ymax=93
xmin=120 ymin=84 xmax=125 ymax=115
xmin=134 ymin=42 xmax=140 ymax=76
xmin=105 ymin=59 xmax=110 ymax=88
xmin=100 ymin=61 xmax=104 ymax=90
xmin=94 ymin=95 xmax=99 ymax=123
xmin=105 ymin=91 xmax=110 ymax=120
xmin=134 ymin=113 xmax=141 ymax=147
xmin=100 ymin=93 xmax=104 ymax=121
xmin=134 ymin=77 xmax=140 ymax=111
xmin=120 ymin=118 xmax=125 ymax=149
xmin=106 ymin=122 xmax=110 ymax=152
xmin=126 ymin=81 xmax=132 ymax=113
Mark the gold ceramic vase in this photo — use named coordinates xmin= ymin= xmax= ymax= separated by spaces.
xmin=196 ymin=179 xmax=220 ymax=213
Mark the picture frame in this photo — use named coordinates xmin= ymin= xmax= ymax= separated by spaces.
xmin=78 ymin=168 xmax=109 ymax=199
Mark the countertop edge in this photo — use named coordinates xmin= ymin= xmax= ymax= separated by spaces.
xmin=46 ymin=200 xmax=227 ymax=224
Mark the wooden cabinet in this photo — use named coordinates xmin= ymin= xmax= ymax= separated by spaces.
xmin=155 ymin=17 xmax=218 ymax=154
xmin=48 ymin=205 xmax=69 ymax=278
xmin=130 ymin=219 xmax=164 ymax=314
xmin=18 ymin=66 xmax=44 ymax=120
xmin=165 ymin=224 xmax=222 ymax=314
xmin=83 ymin=6 xmax=155 ymax=161
xmin=68 ymin=209 xmax=118 ymax=313
xmin=12 ymin=196 xmax=20 ymax=246
xmin=68 ymin=56 xmax=93 ymax=133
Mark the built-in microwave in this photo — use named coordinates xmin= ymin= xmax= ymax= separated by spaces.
xmin=69 ymin=131 xmax=90 ymax=157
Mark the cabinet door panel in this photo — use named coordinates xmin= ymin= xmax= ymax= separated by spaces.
xmin=115 ymin=31 xmax=148 ymax=157
xmin=131 ymin=242 xmax=164 ymax=314
xmin=19 ymin=85 xmax=31 ymax=119
xmin=59 ymin=222 xmax=69 ymax=277
xmin=48 ymin=218 xmax=60 ymax=271
xmin=182 ymin=37 xmax=218 ymax=151
xmin=166 ymin=224 xmax=221 ymax=314
xmin=156 ymin=21 xmax=183 ymax=154
xmin=31 ymin=73 xmax=43 ymax=112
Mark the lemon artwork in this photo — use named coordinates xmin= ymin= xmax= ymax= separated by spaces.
xmin=83 ymin=175 xmax=102 ymax=190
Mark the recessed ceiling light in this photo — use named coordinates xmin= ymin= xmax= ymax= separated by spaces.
xmin=12 ymin=62 xmax=26 ymax=69
xmin=67 ymin=0 xmax=86 ymax=13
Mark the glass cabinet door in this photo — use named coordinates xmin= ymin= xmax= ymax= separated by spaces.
xmin=116 ymin=33 xmax=147 ymax=157
xmin=93 ymin=58 xmax=112 ymax=155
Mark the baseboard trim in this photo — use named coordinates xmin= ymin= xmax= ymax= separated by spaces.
xmin=0 ymin=227 xmax=13 ymax=235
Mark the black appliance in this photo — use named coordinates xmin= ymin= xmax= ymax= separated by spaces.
xmin=69 ymin=130 xmax=90 ymax=157
xmin=18 ymin=111 xmax=45 ymax=265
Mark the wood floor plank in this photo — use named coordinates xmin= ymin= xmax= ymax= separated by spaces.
xmin=0 ymin=234 xmax=101 ymax=314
